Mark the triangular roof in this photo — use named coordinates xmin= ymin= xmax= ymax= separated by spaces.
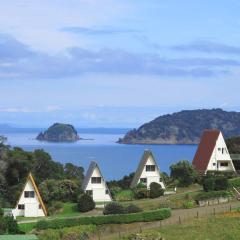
xmin=82 ymin=161 xmax=112 ymax=199
xmin=130 ymin=150 xmax=161 ymax=188
xmin=192 ymin=129 xmax=221 ymax=172
xmin=15 ymin=172 xmax=47 ymax=216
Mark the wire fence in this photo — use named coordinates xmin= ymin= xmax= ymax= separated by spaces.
xmin=88 ymin=202 xmax=239 ymax=240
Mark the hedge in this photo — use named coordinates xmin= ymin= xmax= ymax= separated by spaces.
xmin=229 ymin=177 xmax=240 ymax=188
xmin=195 ymin=191 xmax=229 ymax=201
xmin=36 ymin=208 xmax=171 ymax=230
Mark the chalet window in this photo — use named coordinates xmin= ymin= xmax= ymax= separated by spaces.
xmin=105 ymin=189 xmax=109 ymax=195
xmin=159 ymin=177 xmax=162 ymax=182
xmin=18 ymin=204 xmax=25 ymax=210
xmin=86 ymin=190 xmax=93 ymax=196
xmin=220 ymin=162 xmax=229 ymax=167
xmin=213 ymin=163 xmax=216 ymax=166
xmin=218 ymin=148 xmax=221 ymax=151
xmin=24 ymin=191 xmax=35 ymax=198
xmin=222 ymin=148 xmax=224 ymax=154
xmin=39 ymin=204 xmax=42 ymax=209
xmin=91 ymin=177 xmax=102 ymax=184
xmin=146 ymin=165 xmax=155 ymax=172
xmin=140 ymin=178 xmax=147 ymax=183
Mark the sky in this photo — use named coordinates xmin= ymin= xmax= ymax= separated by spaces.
xmin=1 ymin=0 xmax=240 ymax=127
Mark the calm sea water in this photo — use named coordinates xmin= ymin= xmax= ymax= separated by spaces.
xmin=3 ymin=130 xmax=197 ymax=180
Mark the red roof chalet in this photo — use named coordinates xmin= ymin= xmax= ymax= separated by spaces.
xmin=192 ymin=129 xmax=220 ymax=172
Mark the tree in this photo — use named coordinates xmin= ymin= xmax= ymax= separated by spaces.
xmin=64 ymin=163 xmax=84 ymax=182
xmin=108 ymin=172 xmax=135 ymax=190
xmin=170 ymin=160 xmax=196 ymax=187
xmin=77 ymin=194 xmax=95 ymax=212
xmin=149 ymin=182 xmax=164 ymax=198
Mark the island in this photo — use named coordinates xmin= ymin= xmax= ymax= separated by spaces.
xmin=118 ymin=109 xmax=240 ymax=145
xmin=37 ymin=123 xmax=80 ymax=142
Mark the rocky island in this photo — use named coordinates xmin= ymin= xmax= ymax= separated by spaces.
xmin=118 ymin=109 xmax=240 ymax=145
xmin=37 ymin=123 xmax=80 ymax=142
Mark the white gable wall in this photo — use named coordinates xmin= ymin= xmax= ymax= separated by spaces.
xmin=206 ymin=132 xmax=235 ymax=172
xmin=138 ymin=155 xmax=165 ymax=189
xmin=12 ymin=180 xmax=45 ymax=218
xmin=85 ymin=167 xmax=111 ymax=202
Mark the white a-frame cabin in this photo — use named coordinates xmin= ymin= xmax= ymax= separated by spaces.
xmin=192 ymin=129 xmax=236 ymax=173
xmin=130 ymin=150 xmax=165 ymax=189
xmin=82 ymin=161 xmax=112 ymax=203
xmin=12 ymin=172 xmax=47 ymax=218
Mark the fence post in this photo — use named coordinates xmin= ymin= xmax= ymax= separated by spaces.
xmin=139 ymin=224 xmax=142 ymax=233
xmin=197 ymin=211 xmax=199 ymax=219
xmin=230 ymin=205 xmax=232 ymax=212
xmin=179 ymin=216 xmax=181 ymax=224
xmin=159 ymin=220 xmax=162 ymax=227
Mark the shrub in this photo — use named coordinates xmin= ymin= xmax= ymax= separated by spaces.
xmin=103 ymin=202 xmax=125 ymax=215
xmin=136 ymin=182 xmax=147 ymax=189
xmin=77 ymin=194 xmax=95 ymax=213
xmin=229 ymin=177 xmax=240 ymax=188
xmin=215 ymin=176 xmax=228 ymax=190
xmin=115 ymin=190 xmax=135 ymax=201
xmin=0 ymin=208 xmax=3 ymax=217
xmin=134 ymin=188 xmax=149 ymax=199
xmin=47 ymin=201 xmax=64 ymax=215
xmin=3 ymin=216 xmax=20 ymax=234
xmin=203 ymin=178 xmax=215 ymax=192
xmin=125 ymin=204 xmax=142 ymax=214
xmin=195 ymin=190 xmax=229 ymax=201
xmin=183 ymin=201 xmax=195 ymax=209
xmin=149 ymin=182 xmax=164 ymax=198
xmin=36 ymin=208 xmax=171 ymax=230
xmin=203 ymin=176 xmax=228 ymax=192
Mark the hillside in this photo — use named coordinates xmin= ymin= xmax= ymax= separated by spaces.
xmin=37 ymin=123 xmax=80 ymax=142
xmin=118 ymin=109 xmax=240 ymax=144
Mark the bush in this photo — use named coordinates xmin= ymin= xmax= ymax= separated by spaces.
xmin=47 ymin=201 xmax=63 ymax=215
xmin=103 ymin=202 xmax=125 ymax=215
xmin=203 ymin=178 xmax=215 ymax=192
xmin=203 ymin=176 xmax=228 ymax=192
xmin=183 ymin=201 xmax=195 ymax=209
xmin=215 ymin=176 xmax=228 ymax=190
xmin=36 ymin=208 xmax=171 ymax=230
xmin=115 ymin=190 xmax=135 ymax=201
xmin=77 ymin=194 xmax=95 ymax=213
xmin=0 ymin=208 xmax=3 ymax=217
xmin=195 ymin=191 xmax=229 ymax=201
xmin=134 ymin=188 xmax=149 ymax=199
xmin=229 ymin=177 xmax=240 ymax=188
xmin=125 ymin=204 xmax=142 ymax=214
xmin=149 ymin=182 xmax=164 ymax=198
xmin=3 ymin=216 xmax=20 ymax=234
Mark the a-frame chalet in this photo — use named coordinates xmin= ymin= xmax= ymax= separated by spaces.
xmin=82 ymin=161 xmax=112 ymax=202
xmin=130 ymin=150 xmax=165 ymax=189
xmin=12 ymin=172 xmax=47 ymax=218
xmin=192 ymin=129 xmax=236 ymax=173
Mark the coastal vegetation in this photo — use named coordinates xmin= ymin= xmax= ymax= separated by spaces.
xmin=119 ymin=109 xmax=240 ymax=144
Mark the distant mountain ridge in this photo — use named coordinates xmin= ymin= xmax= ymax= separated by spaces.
xmin=118 ymin=109 xmax=240 ymax=144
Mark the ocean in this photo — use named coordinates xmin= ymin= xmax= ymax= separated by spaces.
xmin=2 ymin=129 xmax=197 ymax=180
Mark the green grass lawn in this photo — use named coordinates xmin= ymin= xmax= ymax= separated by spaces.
xmin=117 ymin=215 xmax=240 ymax=240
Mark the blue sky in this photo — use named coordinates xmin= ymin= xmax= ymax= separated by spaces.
xmin=1 ymin=0 xmax=240 ymax=127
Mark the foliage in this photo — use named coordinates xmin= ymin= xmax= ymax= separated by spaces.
xmin=0 ymin=141 xmax=84 ymax=205
xmin=183 ymin=201 xmax=195 ymax=209
xmin=36 ymin=208 xmax=171 ymax=230
xmin=108 ymin=172 xmax=135 ymax=190
xmin=0 ymin=208 xmax=3 ymax=217
xmin=229 ymin=177 xmax=240 ymax=187
xmin=77 ymin=194 xmax=95 ymax=213
xmin=115 ymin=190 xmax=135 ymax=201
xmin=38 ymin=225 xmax=97 ymax=240
xmin=203 ymin=176 xmax=228 ymax=192
xmin=195 ymin=190 xmax=229 ymax=201
xmin=103 ymin=202 xmax=125 ymax=215
xmin=39 ymin=179 xmax=81 ymax=204
xmin=47 ymin=201 xmax=64 ymax=215
xmin=149 ymin=182 xmax=164 ymax=199
xmin=0 ymin=216 xmax=20 ymax=234
xmin=226 ymin=136 xmax=240 ymax=154
xmin=133 ymin=188 xmax=149 ymax=199
xmin=170 ymin=160 xmax=196 ymax=187
xmin=125 ymin=204 xmax=142 ymax=214
xmin=136 ymin=182 xmax=147 ymax=189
